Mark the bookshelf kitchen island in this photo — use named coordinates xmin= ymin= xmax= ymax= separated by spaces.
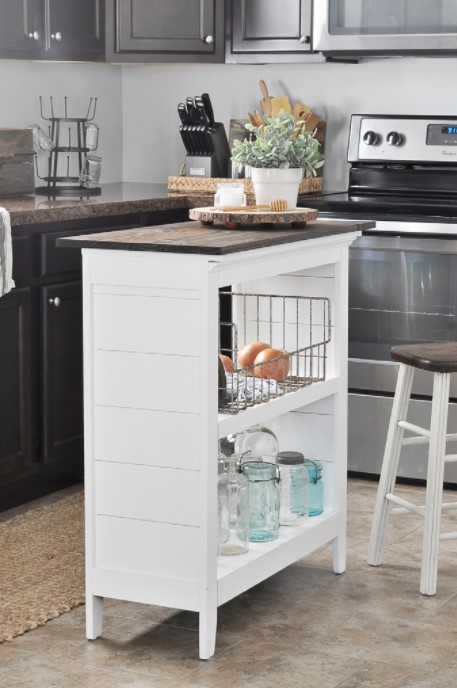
xmin=58 ymin=218 xmax=372 ymax=660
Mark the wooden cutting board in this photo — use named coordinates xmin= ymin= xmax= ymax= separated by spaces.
xmin=189 ymin=206 xmax=318 ymax=229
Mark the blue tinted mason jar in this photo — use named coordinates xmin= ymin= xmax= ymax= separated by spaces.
xmin=304 ymin=459 xmax=324 ymax=516
xmin=275 ymin=451 xmax=309 ymax=525
xmin=241 ymin=461 xmax=280 ymax=542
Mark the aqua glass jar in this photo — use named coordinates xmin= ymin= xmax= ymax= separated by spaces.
xmin=275 ymin=451 xmax=309 ymax=525
xmin=304 ymin=459 xmax=324 ymax=516
xmin=241 ymin=461 xmax=280 ymax=542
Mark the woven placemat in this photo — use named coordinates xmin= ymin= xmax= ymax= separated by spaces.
xmin=0 ymin=489 xmax=85 ymax=642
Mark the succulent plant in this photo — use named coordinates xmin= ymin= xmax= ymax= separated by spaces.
xmin=231 ymin=110 xmax=324 ymax=176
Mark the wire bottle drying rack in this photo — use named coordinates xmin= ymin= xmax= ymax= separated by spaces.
xmin=219 ymin=291 xmax=332 ymax=414
xmin=35 ymin=96 xmax=101 ymax=196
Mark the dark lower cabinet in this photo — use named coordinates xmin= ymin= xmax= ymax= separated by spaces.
xmin=0 ymin=288 xmax=33 ymax=478
xmin=0 ymin=207 xmax=188 ymax=512
xmin=42 ymin=281 xmax=83 ymax=464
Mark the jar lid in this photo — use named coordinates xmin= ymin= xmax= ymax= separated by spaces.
xmin=276 ymin=451 xmax=304 ymax=466
xmin=242 ymin=461 xmax=277 ymax=481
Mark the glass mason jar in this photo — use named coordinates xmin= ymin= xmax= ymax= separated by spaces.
xmin=241 ymin=461 xmax=280 ymax=542
xmin=304 ymin=459 xmax=324 ymax=516
xmin=234 ymin=424 xmax=279 ymax=464
xmin=217 ymin=456 xmax=249 ymax=556
xmin=276 ymin=451 xmax=309 ymax=525
xmin=214 ymin=182 xmax=246 ymax=208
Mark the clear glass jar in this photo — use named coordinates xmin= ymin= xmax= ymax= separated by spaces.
xmin=234 ymin=424 xmax=279 ymax=464
xmin=79 ymin=154 xmax=102 ymax=188
xmin=276 ymin=451 xmax=309 ymax=525
xmin=304 ymin=459 xmax=324 ymax=516
xmin=214 ymin=182 xmax=246 ymax=208
xmin=241 ymin=461 xmax=280 ymax=542
xmin=84 ymin=122 xmax=100 ymax=151
xmin=217 ymin=456 xmax=249 ymax=555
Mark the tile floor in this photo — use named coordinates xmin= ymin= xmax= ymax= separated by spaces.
xmin=2 ymin=478 xmax=457 ymax=687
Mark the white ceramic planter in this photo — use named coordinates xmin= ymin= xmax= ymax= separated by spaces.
xmin=251 ymin=167 xmax=302 ymax=209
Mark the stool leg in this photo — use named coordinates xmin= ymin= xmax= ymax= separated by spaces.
xmin=367 ymin=363 xmax=414 ymax=566
xmin=420 ymin=372 xmax=450 ymax=596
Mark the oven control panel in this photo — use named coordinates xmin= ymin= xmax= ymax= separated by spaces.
xmin=348 ymin=115 xmax=457 ymax=163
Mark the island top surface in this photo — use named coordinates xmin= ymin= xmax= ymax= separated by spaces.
xmin=57 ymin=219 xmax=373 ymax=256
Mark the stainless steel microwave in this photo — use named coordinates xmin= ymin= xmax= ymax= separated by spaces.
xmin=313 ymin=1 xmax=457 ymax=57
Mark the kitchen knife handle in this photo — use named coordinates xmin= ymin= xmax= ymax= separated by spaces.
xmin=177 ymin=103 xmax=190 ymax=125
xmin=201 ymin=93 xmax=215 ymax=126
xmin=186 ymin=97 xmax=197 ymax=124
xmin=195 ymin=98 xmax=210 ymax=126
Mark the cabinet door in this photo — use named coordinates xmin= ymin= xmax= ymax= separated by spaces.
xmin=230 ymin=0 xmax=312 ymax=54
xmin=45 ymin=0 xmax=104 ymax=61
xmin=0 ymin=0 xmax=43 ymax=59
xmin=42 ymin=281 xmax=83 ymax=463
xmin=0 ymin=288 xmax=34 ymax=479
xmin=108 ymin=0 xmax=223 ymax=62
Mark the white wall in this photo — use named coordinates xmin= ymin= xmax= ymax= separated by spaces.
xmin=1 ymin=57 xmax=457 ymax=190
xmin=121 ymin=57 xmax=457 ymax=190
xmin=0 ymin=60 xmax=123 ymax=183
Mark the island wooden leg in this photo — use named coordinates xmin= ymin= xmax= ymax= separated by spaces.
xmin=86 ymin=594 xmax=104 ymax=639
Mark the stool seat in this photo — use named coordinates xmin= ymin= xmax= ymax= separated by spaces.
xmin=391 ymin=342 xmax=457 ymax=373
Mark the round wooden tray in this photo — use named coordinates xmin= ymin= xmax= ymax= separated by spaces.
xmin=189 ymin=206 xmax=318 ymax=230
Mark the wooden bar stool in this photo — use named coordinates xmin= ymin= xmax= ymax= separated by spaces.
xmin=367 ymin=342 xmax=457 ymax=595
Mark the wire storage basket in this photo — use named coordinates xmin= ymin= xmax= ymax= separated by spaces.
xmin=219 ymin=291 xmax=332 ymax=414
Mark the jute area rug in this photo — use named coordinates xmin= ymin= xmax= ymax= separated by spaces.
xmin=0 ymin=489 xmax=85 ymax=642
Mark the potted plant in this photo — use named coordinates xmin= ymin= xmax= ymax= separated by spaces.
xmin=231 ymin=110 xmax=324 ymax=209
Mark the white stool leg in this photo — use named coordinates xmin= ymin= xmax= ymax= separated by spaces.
xmin=367 ymin=363 xmax=415 ymax=566
xmin=420 ymin=372 xmax=450 ymax=596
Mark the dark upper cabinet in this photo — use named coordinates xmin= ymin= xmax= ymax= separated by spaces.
xmin=44 ymin=0 xmax=105 ymax=61
xmin=106 ymin=0 xmax=224 ymax=62
xmin=227 ymin=0 xmax=323 ymax=63
xmin=0 ymin=0 xmax=104 ymax=61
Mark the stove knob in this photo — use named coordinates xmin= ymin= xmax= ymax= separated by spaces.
xmin=386 ymin=131 xmax=404 ymax=147
xmin=363 ymin=130 xmax=381 ymax=146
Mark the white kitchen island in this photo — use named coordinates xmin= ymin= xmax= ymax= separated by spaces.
xmin=59 ymin=218 xmax=371 ymax=659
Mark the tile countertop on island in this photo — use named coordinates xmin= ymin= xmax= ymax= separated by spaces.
xmin=2 ymin=182 xmax=213 ymax=227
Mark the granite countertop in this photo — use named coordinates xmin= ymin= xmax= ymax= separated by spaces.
xmin=57 ymin=219 xmax=374 ymax=255
xmin=2 ymin=182 xmax=207 ymax=226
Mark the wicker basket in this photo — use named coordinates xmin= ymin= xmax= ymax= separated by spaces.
xmin=168 ymin=175 xmax=323 ymax=197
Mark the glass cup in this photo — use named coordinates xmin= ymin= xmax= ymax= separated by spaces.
xmin=30 ymin=123 xmax=55 ymax=153
xmin=79 ymin=154 xmax=102 ymax=188
xmin=84 ymin=122 xmax=99 ymax=151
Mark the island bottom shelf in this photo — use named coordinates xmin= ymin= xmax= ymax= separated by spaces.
xmin=217 ymin=510 xmax=340 ymax=606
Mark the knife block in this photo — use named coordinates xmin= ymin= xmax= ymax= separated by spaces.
xmin=186 ymin=154 xmax=228 ymax=178
xmin=186 ymin=122 xmax=230 ymax=178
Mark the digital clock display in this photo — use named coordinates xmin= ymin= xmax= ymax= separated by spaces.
xmin=442 ymin=126 xmax=457 ymax=135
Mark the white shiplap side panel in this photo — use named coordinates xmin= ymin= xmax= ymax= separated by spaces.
xmin=95 ymin=462 xmax=200 ymax=526
xmin=94 ymin=350 xmax=200 ymax=413
xmin=95 ymin=515 xmax=200 ymax=580
xmin=94 ymin=293 xmax=200 ymax=356
xmin=94 ymin=406 xmax=201 ymax=470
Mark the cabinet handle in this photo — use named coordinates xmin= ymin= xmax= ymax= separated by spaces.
xmin=27 ymin=31 xmax=40 ymax=40
xmin=51 ymin=32 xmax=62 ymax=41
xmin=299 ymin=35 xmax=310 ymax=44
xmin=204 ymin=35 xmax=214 ymax=44
xmin=49 ymin=297 xmax=61 ymax=307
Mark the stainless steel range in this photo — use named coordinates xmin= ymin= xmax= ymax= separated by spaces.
xmin=299 ymin=115 xmax=457 ymax=484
